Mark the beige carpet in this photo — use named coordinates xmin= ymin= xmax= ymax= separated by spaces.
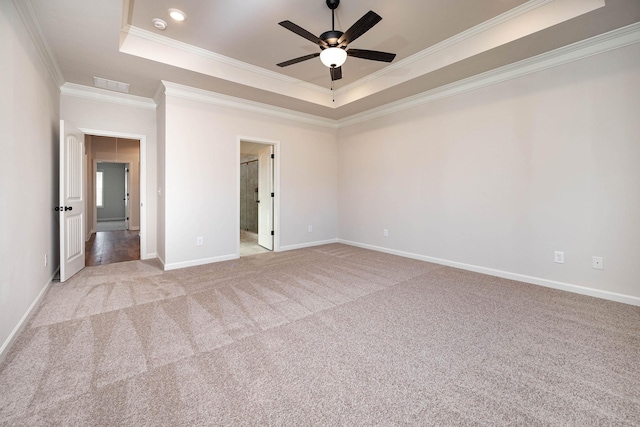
xmin=1 ymin=244 xmax=639 ymax=425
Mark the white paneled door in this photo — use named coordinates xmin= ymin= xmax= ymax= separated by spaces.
xmin=257 ymin=145 xmax=274 ymax=250
xmin=59 ymin=120 xmax=85 ymax=282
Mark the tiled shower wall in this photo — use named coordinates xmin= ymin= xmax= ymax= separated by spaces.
xmin=240 ymin=156 xmax=258 ymax=232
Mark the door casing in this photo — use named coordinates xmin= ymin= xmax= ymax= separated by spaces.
xmin=81 ymin=128 xmax=148 ymax=259
xmin=237 ymin=136 xmax=280 ymax=257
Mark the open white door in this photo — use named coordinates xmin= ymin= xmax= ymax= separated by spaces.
xmin=257 ymin=145 xmax=274 ymax=250
xmin=59 ymin=120 xmax=85 ymax=282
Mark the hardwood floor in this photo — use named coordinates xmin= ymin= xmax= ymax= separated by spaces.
xmin=85 ymin=230 xmax=140 ymax=266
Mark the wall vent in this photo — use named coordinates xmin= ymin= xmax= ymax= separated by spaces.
xmin=93 ymin=77 xmax=130 ymax=93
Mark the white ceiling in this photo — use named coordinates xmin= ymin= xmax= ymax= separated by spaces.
xmin=27 ymin=0 xmax=640 ymax=120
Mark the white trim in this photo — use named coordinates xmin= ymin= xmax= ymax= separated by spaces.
xmin=55 ymin=22 xmax=640 ymax=131
xmin=12 ymin=0 xmax=64 ymax=88
xmin=124 ymin=25 xmax=326 ymax=94
xmin=338 ymin=21 xmax=640 ymax=128
xmin=153 ymin=82 xmax=166 ymax=106
xmin=338 ymin=240 xmax=640 ymax=307
xmin=61 ymin=83 xmax=156 ymax=110
xmin=280 ymin=239 xmax=339 ymax=252
xmin=336 ymin=0 xmax=557 ymax=96
xmin=79 ymin=128 xmax=149 ymax=260
xmin=120 ymin=25 xmax=333 ymax=108
xmin=162 ymin=81 xmax=337 ymax=129
xmin=0 ymin=268 xmax=58 ymax=362
xmin=163 ymin=254 xmax=238 ymax=271
xmin=141 ymin=252 xmax=156 ymax=261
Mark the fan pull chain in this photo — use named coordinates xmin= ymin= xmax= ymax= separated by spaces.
xmin=331 ymin=79 xmax=335 ymax=102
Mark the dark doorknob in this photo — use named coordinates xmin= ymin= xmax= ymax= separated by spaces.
xmin=64 ymin=206 xmax=73 ymax=211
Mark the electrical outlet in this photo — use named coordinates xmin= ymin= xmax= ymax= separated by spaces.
xmin=308 ymin=225 xmax=312 ymax=232
xmin=554 ymin=251 xmax=564 ymax=264
xmin=44 ymin=254 xmax=48 ymax=267
xmin=196 ymin=237 xmax=203 ymax=246
xmin=592 ymin=256 xmax=604 ymax=270
xmin=383 ymin=229 xmax=389 ymax=237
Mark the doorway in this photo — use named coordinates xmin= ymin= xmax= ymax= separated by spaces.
xmin=96 ymin=162 xmax=128 ymax=232
xmin=85 ymin=135 xmax=141 ymax=266
xmin=239 ymin=139 xmax=278 ymax=257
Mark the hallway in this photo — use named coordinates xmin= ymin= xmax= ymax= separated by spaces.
xmin=85 ymin=230 xmax=140 ymax=266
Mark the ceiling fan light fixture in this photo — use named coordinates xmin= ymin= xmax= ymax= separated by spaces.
xmin=168 ymin=8 xmax=187 ymax=22
xmin=320 ymin=47 xmax=347 ymax=68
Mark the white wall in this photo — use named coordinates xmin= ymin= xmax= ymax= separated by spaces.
xmin=0 ymin=1 xmax=61 ymax=354
xmin=338 ymin=43 xmax=640 ymax=301
xmin=160 ymin=92 xmax=338 ymax=269
xmin=60 ymin=95 xmax=157 ymax=258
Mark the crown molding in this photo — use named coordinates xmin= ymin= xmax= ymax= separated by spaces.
xmin=153 ymin=82 xmax=166 ymax=106
xmin=12 ymin=0 xmax=64 ymax=89
xmin=120 ymin=25 xmax=334 ymax=108
xmin=161 ymin=81 xmax=337 ymax=129
xmin=333 ymin=0 xmax=604 ymax=107
xmin=336 ymin=0 xmax=555 ymax=97
xmin=60 ymin=83 xmax=157 ymax=110
xmin=123 ymin=25 xmax=325 ymax=91
xmin=337 ymin=21 xmax=640 ymax=128
xmin=57 ymin=21 xmax=640 ymax=131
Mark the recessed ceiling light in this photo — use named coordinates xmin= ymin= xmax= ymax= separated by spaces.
xmin=168 ymin=8 xmax=186 ymax=22
xmin=152 ymin=18 xmax=167 ymax=30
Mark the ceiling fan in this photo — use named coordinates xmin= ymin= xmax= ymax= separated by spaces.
xmin=277 ymin=0 xmax=396 ymax=83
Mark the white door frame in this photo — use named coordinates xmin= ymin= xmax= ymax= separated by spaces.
xmin=237 ymin=136 xmax=280 ymax=257
xmin=81 ymin=128 xmax=148 ymax=259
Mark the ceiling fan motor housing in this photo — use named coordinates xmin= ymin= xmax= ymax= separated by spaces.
xmin=320 ymin=30 xmax=344 ymax=47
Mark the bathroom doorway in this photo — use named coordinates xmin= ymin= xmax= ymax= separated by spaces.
xmin=240 ymin=140 xmax=275 ymax=256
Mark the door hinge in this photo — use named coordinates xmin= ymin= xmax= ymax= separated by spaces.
xmin=271 ymin=192 xmax=274 ymax=197
xmin=127 ymin=217 xmax=129 ymax=220
xmin=271 ymin=230 xmax=274 ymax=236
xmin=270 ymin=154 xmax=274 ymax=159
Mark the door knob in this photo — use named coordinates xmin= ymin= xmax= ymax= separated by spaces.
xmin=64 ymin=206 xmax=73 ymax=211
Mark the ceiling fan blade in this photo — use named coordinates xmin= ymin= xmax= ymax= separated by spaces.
xmin=277 ymin=53 xmax=320 ymax=67
xmin=338 ymin=11 xmax=382 ymax=46
xmin=279 ymin=21 xmax=328 ymax=48
xmin=347 ymin=49 xmax=396 ymax=63
xmin=330 ymin=66 xmax=342 ymax=81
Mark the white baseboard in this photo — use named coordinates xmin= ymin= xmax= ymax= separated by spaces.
xmin=163 ymin=254 xmax=239 ymax=271
xmin=0 ymin=267 xmax=59 ymax=363
xmin=338 ymin=239 xmax=640 ymax=307
xmin=141 ymin=252 xmax=157 ymax=261
xmin=97 ymin=218 xmax=126 ymax=222
xmin=279 ymin=238 xmax=339 ymax=252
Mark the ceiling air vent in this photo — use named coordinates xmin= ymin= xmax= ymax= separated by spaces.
xmin=93 ymin=77 xmax=130 ymax=94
